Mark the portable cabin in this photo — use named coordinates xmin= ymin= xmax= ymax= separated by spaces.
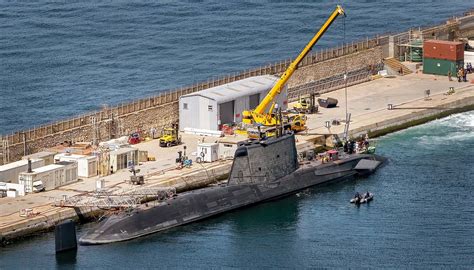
xmin=54 ymin=153 xmax=98 ymax=178
xmin=0 ymin=159 xmax=45 ymax=184
xmin=179 ymin=75 xmax=287 ymax=134
xmin=109 ymin=148 xmax=139 ymax=172
xmin=19 ymin=161 xmax=78 ymax=193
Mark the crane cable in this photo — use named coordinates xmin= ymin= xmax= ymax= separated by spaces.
xmin=342 ymin=12 xmax=350 ymax=141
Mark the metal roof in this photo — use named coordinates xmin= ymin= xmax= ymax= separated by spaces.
xmin=22 ymin=164 xmax=65 ymax=174
xmin=0 ymin=159 xmax=43 ymax=172
xmin=180 ymin=75 xmax=279 ymax=104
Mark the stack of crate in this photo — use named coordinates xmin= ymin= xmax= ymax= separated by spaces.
xmin=423 ymin=40 xmax=464 ymax=76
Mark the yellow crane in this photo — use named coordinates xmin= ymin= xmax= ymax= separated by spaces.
xmin=242 ymin=5 xmax=345 ymax=127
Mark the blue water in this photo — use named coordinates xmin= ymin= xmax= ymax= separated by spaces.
xmin=1 ymin=111 xmax=473 ymax=268
xmin=1 ymin=1 xmax=473 ymax=134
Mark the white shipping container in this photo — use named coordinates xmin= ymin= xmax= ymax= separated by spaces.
xmin=0 ymin=159 xmax=45 ymax=184
xmin=55 ymin=153 xmax=98 ymax=178
xmin=19 ymin=162 xmax=78 ymax=193
xmin=0 ymin=182 xmax=25 ymax=196
xmin=197 ymin=143 xmax=219 ymax=163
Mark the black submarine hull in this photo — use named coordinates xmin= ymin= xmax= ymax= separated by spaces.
xmin=80 ymin=146 xmax=385 ymax=245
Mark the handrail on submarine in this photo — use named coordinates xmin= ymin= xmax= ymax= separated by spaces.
xmin=242 ymin=5 xmax=346 ymax=126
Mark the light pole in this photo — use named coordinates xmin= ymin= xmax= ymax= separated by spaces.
xmin=344 ymin=73 xmax=348 ymax=122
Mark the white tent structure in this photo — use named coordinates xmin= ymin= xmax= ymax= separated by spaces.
xmin=179 ymin=75 xmax=287 ymax=133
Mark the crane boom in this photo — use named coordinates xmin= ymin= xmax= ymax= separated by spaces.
xmin=243 ymin=5 xmax=345 ymax=126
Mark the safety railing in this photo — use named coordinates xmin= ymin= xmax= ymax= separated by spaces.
xmin=287 ymin=63 xmax=384 ymax=101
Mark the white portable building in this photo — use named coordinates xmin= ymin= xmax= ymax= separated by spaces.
xmin=22 ymin=151 xmax=57 ymax=165
xmin=179 ymin=75 xmax=287 ymax=132
xmin=18 ymin=161 xmax=78 ymax=193
xmin=109 ymin=148 xmax=139 ymax=173
xmin=196 ymin=143 xmax=219 ymax=163
xmin=54 ymin=153 xmax=98 ymax=178
xmin=0 ymin=159 xmax=45 ymax=184
xmin=0 ymin=182 xmax=26 ymax=197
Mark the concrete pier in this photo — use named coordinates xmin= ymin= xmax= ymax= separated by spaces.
xmin=1 ymin=70 xmax=473 ymax=243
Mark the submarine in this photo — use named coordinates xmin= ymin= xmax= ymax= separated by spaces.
xmin=80 ymin=133 xmax=385 ymax=245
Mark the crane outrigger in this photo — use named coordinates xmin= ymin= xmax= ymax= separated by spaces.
xmin=242 ymin=5 xmax=346 ymax=130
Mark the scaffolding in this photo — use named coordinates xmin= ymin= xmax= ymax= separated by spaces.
xmin=1 ymin=139 xmax=9 ymax=165
xmin=53 ymin=186 xmax=177 ymax=209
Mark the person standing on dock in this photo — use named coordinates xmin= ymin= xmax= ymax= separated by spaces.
xmin=462 ymin=68 xmax=467 ymax=82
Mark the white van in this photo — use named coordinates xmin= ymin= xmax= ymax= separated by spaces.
xmin=32 ymin=181 xmax=45 ymax=192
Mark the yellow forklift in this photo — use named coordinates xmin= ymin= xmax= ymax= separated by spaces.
xmin=159 ymin=123 xmax=182 ymax=147
xmin=293 ymin=93 xmax=319 ymax=114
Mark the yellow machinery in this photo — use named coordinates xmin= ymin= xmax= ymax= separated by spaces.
xmin=242 ymin=5 xmax=345 ymax=129
xmin=286 ymin=113 xmax=307 ymax=132
xmin=293 ymin=93 xmax=319 ymax=114
xmin=159 ymin=123 xmax=182 ymax=147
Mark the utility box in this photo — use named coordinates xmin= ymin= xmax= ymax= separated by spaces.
xmin=54 ymin=153 xmax=98 ymax=178
xmin=22 ymin=151 xmax=57 ymax=166
xmin=109 ymin=148 xmax=139 ymax=172
xmin=19 ymin=162 xmax=78 ymax=193
xmin=0 ymin=159 xmax=45 ymax=184
xmin=96 ymin=179 xmax=105 ymax=191
xmin=197 ymin=143 xmax=219 ymax=163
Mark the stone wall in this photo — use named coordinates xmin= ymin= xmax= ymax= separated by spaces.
xmin=287 ymin=46 xmax=384 ymax=89
xmin=120 ymin=102 xmax=179 ymax=137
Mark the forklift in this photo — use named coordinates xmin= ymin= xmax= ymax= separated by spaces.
xmin=159 ymin=123 xmax=182 ymax=147
xmin=293 ymin=93 xmax=319 ymax=114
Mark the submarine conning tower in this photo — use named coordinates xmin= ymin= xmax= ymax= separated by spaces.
xmin=228 ymin=133 xmax=298 ymax=185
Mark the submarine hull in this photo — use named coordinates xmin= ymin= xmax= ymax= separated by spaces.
xmin=80 ymin=151 xmax=385 ymax=245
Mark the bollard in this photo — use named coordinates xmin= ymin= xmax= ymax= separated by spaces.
xmin=325 ymin=121 xmax=331 ymax=129
xmin=55 ymin=219 xmax=77 ymax=253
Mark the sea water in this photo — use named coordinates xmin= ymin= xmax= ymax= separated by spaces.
xmin=0 ymin=111 xmax=472 ymax=268
xmin=1 ymin=1 xmax=473 ymax=134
